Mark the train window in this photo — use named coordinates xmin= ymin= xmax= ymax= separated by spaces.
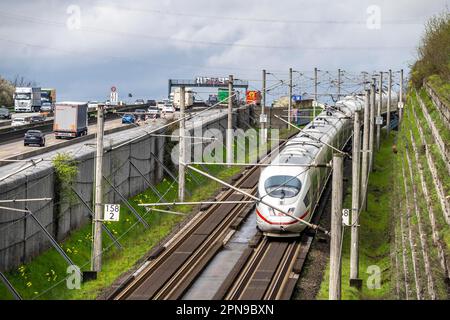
xmin=264 ymin=175 xmax=302 ymax=199
xmin=303 ymin=190 xmax=311 ymax=208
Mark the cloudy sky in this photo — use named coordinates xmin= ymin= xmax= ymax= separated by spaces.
xmin=0 ymin=0 xmax=449 ymax=102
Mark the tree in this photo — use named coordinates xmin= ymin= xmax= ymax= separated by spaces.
xmin=0 ymin=76 xmax=15 ymax=107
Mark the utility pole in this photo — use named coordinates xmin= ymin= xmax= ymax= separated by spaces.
xmin=288 ymin=67 xmax=293 ymax=130
xmin=178 ymin=86 xmax=186 ymax=201
xmin=399 ymin=69 xmax=404 ymax=125
xmin=91 ymin=104 xmax=104 ymax=272
xmin=261 ymin=69 xmax=267 ymax=144
xmin=350 ymin=111 xmax=361 ymax=286
xmin=387 ymin=69 xmax=392 ymax=136
xmin=314 ymin=67 xmax=318 ymax=119
xmin=376 ymin=72 xmax=383 ymax=151
xmin=337 ymin=68 xmax=341 ymax=100
xmin=360 ymin=90 xmax=370 ymax=211
xmin=226 ymin=75 xmax=234 ymax=167
xmin=329 ymin=153 xmax=343 ymax=300
xmin=369 ymin=78 xmax=376 ymax=173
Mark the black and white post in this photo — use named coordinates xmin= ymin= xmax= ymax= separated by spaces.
xmin=329 ymin=153 xmax=344 ymax=300
xmin=178 ymin=86 xmax=186 ymax=201
xmin=387 ymin=69 xmax=392 ymax=135
xmin=337 ymin=68 xmax=341 ymax=100
xmin=369 ymin=78 xmax=376 ymax=173
xmin=360 ymin=90 xmax=371 ymax=211
xmin=399 ymin=69 xmax=404 ymax=125
xmin=376 ymin=71 xmax=383 ymax=151
xmin=314 ymin=67 xmax=318 ymax=118
xmin=288 ymin=67 xmax=293 ymax=130
xmin=261 ymin=69 xmax=267 ymax=143
xmin=91 ymin=104 xmax=104 ymax=272
xmin=350 ymin=111 xmax=362 ymax=286
xmin=226 ymin=75 xmax=234 ymax=167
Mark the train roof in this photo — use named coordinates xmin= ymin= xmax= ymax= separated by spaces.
xmin=269 ymin=95 xmax=364 ymax=168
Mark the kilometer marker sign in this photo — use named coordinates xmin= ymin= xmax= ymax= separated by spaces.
xmin=104 ymin=204 xmax=120 ymax=221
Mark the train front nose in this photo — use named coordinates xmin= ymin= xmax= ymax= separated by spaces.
xmin=256 ymin=203 xmax=300 ymax=232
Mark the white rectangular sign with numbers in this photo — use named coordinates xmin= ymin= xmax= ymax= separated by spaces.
xmin=376 ymin=116 xmax=383 ymax=125
xmin=260 ymin=114 xmax=267 ymax=123
xmin=104 ymin=204 xmax=120 ymax=221
xmin=342 ymin=208 xmax=350 ymax=226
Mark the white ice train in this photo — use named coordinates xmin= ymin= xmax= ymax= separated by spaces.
xmin=256 ymin=91 xmax=396 ymax=237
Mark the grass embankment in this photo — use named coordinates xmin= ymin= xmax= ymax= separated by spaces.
xmin=0 ymin=127 xmax=291 ymax=300
xmin=317 ymin=133 xmax=395 ymax=299
xmin=396 ymin=91 xmax=449 ymax=299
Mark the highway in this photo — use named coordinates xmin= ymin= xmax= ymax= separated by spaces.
xmin=0 ymin=109 xmax=222 ymax=178
xmin=0 ymin=118 xmax=125 ymax=160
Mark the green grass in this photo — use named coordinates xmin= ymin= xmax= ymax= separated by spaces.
xmin=0 ymin=127 xmax=291 ymax=300
xmin=317 ymin=132 xmax=396 ymax=300
xmin=402 ymin=93 xmax=450 ymax=299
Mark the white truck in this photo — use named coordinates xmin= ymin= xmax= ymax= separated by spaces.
xmin=14 ymin=87 xmax=42 ymax=112
xmin=53 ymin=102 xmax=88 ymax=139
xmin=171 ymin=87 xmax=194 ymax=109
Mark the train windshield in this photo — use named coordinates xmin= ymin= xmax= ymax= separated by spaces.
xmin=264 ymin=175 xmax=301 ymax=199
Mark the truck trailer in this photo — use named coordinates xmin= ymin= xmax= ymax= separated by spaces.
xmin=53 ymin=102 xmax=88 ymax=138
xmin=171 ymin=87 xmax=194 ymax=109
xmin=14 ymin=87 xmax=42 ymax=112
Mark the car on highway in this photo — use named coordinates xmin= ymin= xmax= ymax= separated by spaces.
xmin=0 ymin=107 xmax=11 ymax=119
xmin=147 ymin=99 xmax=157 ymax=106
xmin=11 ymin=117 xmax=31 ymax=127
xmin=156 ymin=101 xmax=165 ymax=110
xmin=40 ymin=102 xmax=53 ymax=112
xmin=135 ymin=99 xmax=145 ymax=105
xmin=135 ymin=109 xmax=146 ymax=120
xmin=88 ymin=101 xmax=99 ymax=110
xmin=30 ymin=115 xmax=46 ymax=123
xmin=147 ymin=106 xmax=160 ymax=118
xmin=24 ymin=130 xmax=46 ymax=147
xmin=122 ymin=113 xmax=136 ymax=124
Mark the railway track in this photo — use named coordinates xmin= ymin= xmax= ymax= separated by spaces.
xmin=215 ymin=176 xmax=332 ymax=300
xmin=107 ymin=134 xmax=299 ymax=300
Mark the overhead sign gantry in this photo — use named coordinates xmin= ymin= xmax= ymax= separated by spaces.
xmin=168 ymin=77 xmax=249 ymax=97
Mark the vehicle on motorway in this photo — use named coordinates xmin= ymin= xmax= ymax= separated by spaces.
xmin=256 ymin=93 xmax=394 ymax=237
xmin=135 ymin=108 xmax=146 ymax=120
xmin=105 ymin=100 xmax=111 ymax=106
xmin=147 ymin=106 xmax=160 ymax=118
xmin=207 ymin=94 xmax=219 ymax=106
xmin=0 ymin=107 xmax=11 ymax=119
xmin=14 ymin=87 xmax=42 ymax=112
xmin=147 ymin=99 xmax=157 ymax=106
xmin=30 ymin=115 xmax=46 ymax=123
xmin=162 ymin=105 xmax=175 ymax=113
xmin=24 ymin=130 xmax=45 ymax=147
xmin=40 ymin=88 xmax=56 ymax=112
xmin=11 ymin=116 xmax=31 ymax=127
xmin=135 ymin=99 xmax=145 ymax=105
xmin=121 ymin=113 xmax=135 ymax=124
xmin=156 ymin=101 xmax=165 ymax=110
xmin=53 ymin=102 xmax=88 ymax=138
xmin=171 ymin=88 xmax=194 ymax=109
xmin=88 ymin=101 xmax=99 ymax=110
